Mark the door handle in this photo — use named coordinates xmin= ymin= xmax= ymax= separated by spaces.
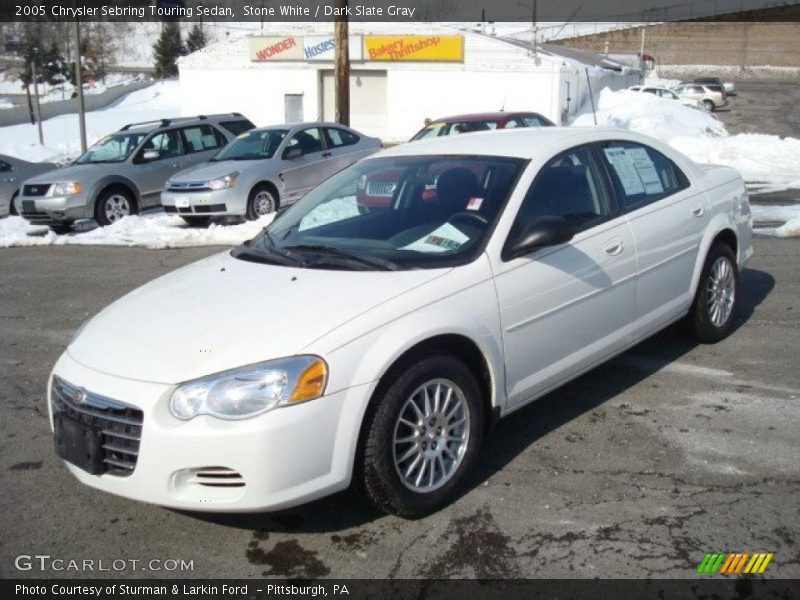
xmin=603 ymin=238 xmax=624 ymax=256
xmin=691 ymin=205 xmax=705 ymax=217
xmin=321 ymin=152 xmax=332 ymax=158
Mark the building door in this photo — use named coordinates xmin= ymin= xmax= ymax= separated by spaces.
xmin=321 ymin=70 xmax=387 ymax=138
xmin=285 ymin=94 xmax=303 ymax=123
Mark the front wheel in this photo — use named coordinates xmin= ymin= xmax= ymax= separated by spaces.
xmin=687 ymin=242 xmax=739 ymax=343
xmin=361 ymin=355 xmax=484 ymax=518
xmin=246 ymin=185 xmax=278 ymax=221
xmin=96 ymin=188 xmax=136 ymax=226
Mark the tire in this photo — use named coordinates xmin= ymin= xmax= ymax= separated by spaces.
xmin=246 ymin=184 xmax=278 ymax=221
xmin=9 ymin=191 xmax=19 ymax=216
xmin=687 ymin=242 xmax=739 ymax=343
xmin=50 ymin=221 xmax=74 ymax=235
xmin=702 ymin=99 xmax=715 ymax=111
xmin=95 ymin=187 xmax=136 ymax=226
xmin=180 ymin=216 xmax=212 ymax=228
xmin=361 ymin=354 xmax=484 ymax=518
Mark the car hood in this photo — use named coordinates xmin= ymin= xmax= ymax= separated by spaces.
xmin=24 ymin=163 xmax=95 ymax=184
xmin=68 ymin=252 xmax=450 ymax=384
xmin=171 ymin=159 xmax=268 ymax=182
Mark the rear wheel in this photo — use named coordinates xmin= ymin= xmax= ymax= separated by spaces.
xmin=687 ymin=242 xmax=739 ymax=343
xmin=702 ymin=99 xmax=715 ymax=111
xmin=180 ymin=216 xmax=212 ymax=227
xmin=246 ymin=184 xmax=278 ymax=221
xmin=361 ymin=354 xmax=484 ymax=518
xmin=9 ymin=191 xmax=19 ymax=216
xmin=49 ymin=221 xmax=74 ymax=235
xmin=96 ymin=188 xmax=137 ymax=226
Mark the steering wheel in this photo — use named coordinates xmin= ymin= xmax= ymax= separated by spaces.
xmin=449 ymin=211 xmax=489 ymax=228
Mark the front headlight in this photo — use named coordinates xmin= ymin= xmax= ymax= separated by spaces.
xmin=169 ymin=355 xmax=328 ymax=421
xmin=51 ymin=182 xmax=82 ymax=196
xmin=206 ymin=172 xmax=239 ymax=191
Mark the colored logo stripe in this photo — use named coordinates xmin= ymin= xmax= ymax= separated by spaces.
xmin=697 ymin=552 xmax=773 ymax=574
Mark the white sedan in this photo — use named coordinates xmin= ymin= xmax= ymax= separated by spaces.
xmin=49 ymin=128 xmax=752 ymax=517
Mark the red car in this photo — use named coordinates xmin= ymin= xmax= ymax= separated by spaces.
xmin=409 ymin=111 xmax=554 ymax=142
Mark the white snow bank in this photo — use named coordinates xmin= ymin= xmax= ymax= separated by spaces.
xmin=0 ymin=81 xmax=181 ymax=163
xmin=0 ymin=213 xmax=273 ymax=249
xmin=750 ymin=203 xmax=800 ymax=238
xmin=574 ymin=88 xmax=800 ymax=188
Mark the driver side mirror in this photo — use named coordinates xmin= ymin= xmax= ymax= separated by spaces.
xmin=283 ymin=146 xmax=303 ymax=160
xmin=141 ymin=149 xmax=160 ymax=162
xmin=504 ymin=216 xmax=575 ymax=260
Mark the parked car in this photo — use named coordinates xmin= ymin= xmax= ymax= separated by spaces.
xmin=692 ymin=77 xmax=736 ymax=96
xmin=410 ymin=111 xmax=554 ymax=141
xmin=674 ymin=83 xmax=728 ymax=111
xmin=49 ymin=127 xmax=752 ymax=517
xmin=627 ymin=85 xmax=704 ymax=109
xmin=17 ymin=113 xmax=255 ymax=233
xmin=162 ymin=123 xmax=381 ymax=225
xmin=0 ymin=154 xmax=57 ymax=217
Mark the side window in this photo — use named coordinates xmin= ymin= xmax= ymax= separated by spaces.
xmin=513 ymin=145 xmax=610 ymax=233
xmin=180 ymin=125 xmax=224 ymax=154
xmin=601 ymin=142 xmax=690 ymax=210
xmin=0 ymin=160 xmax=10 ymax=172
xmin=692 ymin=86 xmax=705 ymax=94
xmin=285 ymin=127 xmax=324 ymax=155
xmin=521 ymin=116 xmax=545 ymax=127
xmin=643 ymin=88 xmax=658 ymax=95
xmin=219 ymin=119 xmax=255 ymax=136
xmin=140 ymin=129 xmax=182 ymax=160
xmin=325 ymin=127 xmax=359 ymax=148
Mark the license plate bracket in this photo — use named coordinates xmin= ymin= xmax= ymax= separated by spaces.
xmin=53 ymin=412 xmax=105 ymax=475
xmin=174 ymin=196 xmax=190 ymax=208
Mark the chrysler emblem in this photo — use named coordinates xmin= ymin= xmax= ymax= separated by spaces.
xmin=73 ymin=389 xmax=88 ymax=405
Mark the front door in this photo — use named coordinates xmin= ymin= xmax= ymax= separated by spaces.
xmin=132 ymin=129 xmax=186 ymax=206
xmin=492 ymin=144 xmax=637 ymax=407
xmin=277 ymin=127 xmax=328 ymax=202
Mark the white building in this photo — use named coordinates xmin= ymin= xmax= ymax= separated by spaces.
xmin=177 ymin=23 xmax=640 ymax=142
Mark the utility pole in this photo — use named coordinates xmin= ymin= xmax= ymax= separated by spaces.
xmin=72 ymin=17 xmax=87 ymax=153
xmin=334 ymin=0 xmax=350 ymax=126
xmin=31 ymin=51 xmax=44 ymax=145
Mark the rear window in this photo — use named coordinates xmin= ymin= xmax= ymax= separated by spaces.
xmin=219 ymin=119 xmax=256 ymax=136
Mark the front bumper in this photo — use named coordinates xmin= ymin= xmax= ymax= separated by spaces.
xmin=49 ymin=351 xmax=372 ymax=512
xmin=19 ymin=193 xmax=89 ymax=225
xmin=161 ymin=187 xmax=245 ymax=217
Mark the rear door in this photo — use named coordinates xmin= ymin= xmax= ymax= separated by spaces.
xmin=323 ymin=127 xmax=376 ymax=175
xmin=178 ymin=124 xmax=227 ymax=168
xmin=598 ymin=140 xmax=709 ymax=334
xmin=492 ymin=144 xmax=637 ymax=407
xmin=131 ymin=129 xmax=186 ymax=206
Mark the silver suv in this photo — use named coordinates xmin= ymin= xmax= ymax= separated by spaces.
xmin=18 ymin=113 xmax=255 ymax=232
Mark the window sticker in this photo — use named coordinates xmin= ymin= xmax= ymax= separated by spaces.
xmin=627 ymin=147 xmax=664 ymax=194
xmin=603 ymin=147 xmax=645 ymax=195
xmin=466 ymin=196 xmax=484 ymax=211
xmin=402 ymin=223 xmax=469 ymax=253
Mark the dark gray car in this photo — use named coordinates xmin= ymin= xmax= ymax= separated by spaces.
xmin=0 ymin=155 xmax=57 ymax=217
xmin=18 ymin=113 xmax=255 ymax=232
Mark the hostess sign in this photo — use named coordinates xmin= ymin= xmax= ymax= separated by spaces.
xmin=249 ymin=35 xmax=462 ymax=63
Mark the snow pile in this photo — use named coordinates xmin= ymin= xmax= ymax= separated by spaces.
xmin=0 ymin=81 xmax=181 ymax=163
xmin=0 ymin=213 xmax=274 ymax=249
xmin=751 ymin=203 xmax=800 ymax=238
xmin=573 ymin=88 xmax=800 ymax=189
xmin=573 ymin=88 xmax=727 ymax=140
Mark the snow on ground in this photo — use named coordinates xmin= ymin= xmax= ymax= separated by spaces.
xmin=0 ymin=213 xmax=274 ymax=249
xmin=0 ymin=81 xmax=180 ymax=163
xmin=573 ymin=88 xmax=800 ymax=191
xmin=750 ymin=203 xmax=800 ymax=238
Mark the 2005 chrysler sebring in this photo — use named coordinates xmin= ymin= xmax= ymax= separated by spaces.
xmin=50 ymin=128 xmax=752 ymax=517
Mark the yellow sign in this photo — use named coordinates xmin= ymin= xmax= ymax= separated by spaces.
xmin=363 ymin=35 xmax=464 ymax=62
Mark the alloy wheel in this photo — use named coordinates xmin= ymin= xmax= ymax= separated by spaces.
xmin=104 ymin=194 xmax=131 ymax=223
xmin=253 ymin=191 xmax=275 ymax=216
xmin=706 ymin=256 xmax=735 ymax=327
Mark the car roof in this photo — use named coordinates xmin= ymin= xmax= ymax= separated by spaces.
xmin=430 ymin=112 xmax=541 ymax=123
xmin=378 ymin=127 xmax=650 ymax=160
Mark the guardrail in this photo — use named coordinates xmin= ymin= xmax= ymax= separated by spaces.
xmin=0 ymin=79 xmax=155 ymax=127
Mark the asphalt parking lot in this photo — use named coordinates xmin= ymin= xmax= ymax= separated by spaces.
xmin=0 ymin=237 xmax=798 ymax=579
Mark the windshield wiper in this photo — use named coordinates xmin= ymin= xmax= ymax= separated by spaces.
xmin=231 ymin=245 xmax=305 ymax=267
xmin=285 ymin=244 xmax=400 ymax=271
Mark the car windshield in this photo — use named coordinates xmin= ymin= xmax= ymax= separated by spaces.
xmin=412 ymin=121 xmax=500 ymax=141
xmin=233 ymin=155 xmax=526 ymax=270
xmin=212 ymin=129 xmax=288 ymax=161
xmin=75 ymin=132 xmax=148 ymax=164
